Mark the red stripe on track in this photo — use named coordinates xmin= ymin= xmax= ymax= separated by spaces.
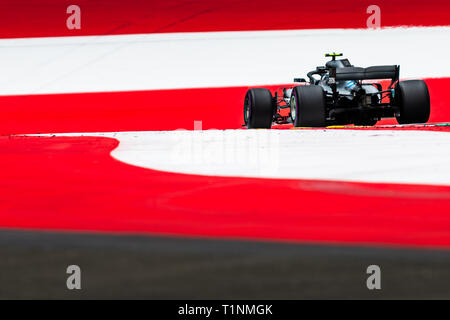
xmin=1 ymin=79 xmax=449 ymax=135
xmin=1 ymin=135 xmax=450 ymax=249
xmin=1 ymin=0 xmax=449 ymax=39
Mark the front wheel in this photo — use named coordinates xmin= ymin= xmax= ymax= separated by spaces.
xmin=244 ymin=88 xmax=273 ymax=129
xmin=395 ymin=80 xmax=430 ymax=124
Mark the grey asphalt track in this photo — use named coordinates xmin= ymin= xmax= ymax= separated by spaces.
xmin=0 ymin=230 xmax=449 ymax=299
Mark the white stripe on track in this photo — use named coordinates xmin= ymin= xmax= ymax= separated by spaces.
xmin=1 ymin=26 xmax=450 ymax=95
xmin=109 ymin=129 xmax=450 ymax=186
xmin=38 ymin=129 xmax=450 ymax=186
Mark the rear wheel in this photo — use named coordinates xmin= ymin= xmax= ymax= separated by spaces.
xmin=395 ymin=80 xmax=430 ymax=124
xmin=290 ymin=85 xmax=327 ymax=127
xmin=244 ymin=88 xmax=273 ymax=129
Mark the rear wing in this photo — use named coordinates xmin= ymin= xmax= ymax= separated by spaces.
xmin=335 ymin=65 xmax=399 ymax=81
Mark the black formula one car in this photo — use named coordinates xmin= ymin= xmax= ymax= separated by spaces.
xmin=244 ymin=53 xmax=430 ymax=128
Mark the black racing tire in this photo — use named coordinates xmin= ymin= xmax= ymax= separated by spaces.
xmin=244 ymin=88 xmax=273 ymax=129
xmin=395 ymin=80 xmax=430 ymax=124
xmin=290 ymin=85 xmax=327 ymax=127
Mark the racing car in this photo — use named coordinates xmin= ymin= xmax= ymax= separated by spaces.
xmin=243 ymin=53 xmax=430 ymax=128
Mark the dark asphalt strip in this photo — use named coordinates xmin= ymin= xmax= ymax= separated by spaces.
xmin=0 ymin=230 xmax=449 ymax=299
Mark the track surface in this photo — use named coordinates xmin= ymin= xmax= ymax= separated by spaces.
xmin=1 ymin=128 xmax=450 ymax=249
xmin=1 ymin=0 xmax=449 ymax=38
xmin=2 ymin=1 xmax=450 ymax=299
xmin=3 ymin=230 xmax=450 ymax=299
